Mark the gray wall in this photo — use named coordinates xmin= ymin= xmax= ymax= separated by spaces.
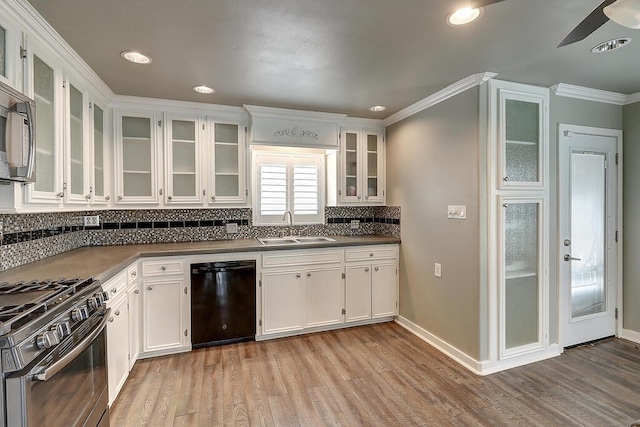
xmin=386 ymin=88 xmax=481 ymax=360
xmin=623 ymin=101 xmax=640 ymax=333
xmin=549 ymin=95 xmax=622 ymax=342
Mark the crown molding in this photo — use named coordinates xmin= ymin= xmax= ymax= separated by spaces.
xmin=244 ymin=105 xmax=347 ymax=122
xmin=111 ymin=95 xmax=247 ymax=116
xmin=625 ymin=92 xmax=640 ymax=105
xmin=5 ymin=0 xmax=114 ymax=101
xmin=383 ymin=72 xmax=498 ymax=127
xmin=550 ymin=83 xmax=628 ymax=105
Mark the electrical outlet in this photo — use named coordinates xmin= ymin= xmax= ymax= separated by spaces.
xmin=226 ymin=222 xmax=238 ymax=234
xmin=435 ymin=263 xmax=442 ymax=278
xmin=350 ymin=219 xmax=360 ymax=230
xmin=447 ymin=205 xmax=467 ymax=220
xmin=83 ymin=215 xmax=100 ymax=227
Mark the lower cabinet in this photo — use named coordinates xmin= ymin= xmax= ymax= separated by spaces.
xmin=127 ymin=280 xmax=142 ymax=369
xmin=304 ymin=266 xmax=344 ymax=328
xmin=261 ymin=270 xmax=305 ymax=334
xmin=142 ymin=278 xmax=188 ymax=353
xmin=371 ymin=262 xmax=398 ymax=318
xmin=345 ymin=264 xmax=373 ymax=322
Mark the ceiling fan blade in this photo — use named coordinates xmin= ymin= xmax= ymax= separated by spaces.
xmin=471 ymin=0 xmax=508 ymax=8
xmin=558 ymin=0 xmax=617 ymax=47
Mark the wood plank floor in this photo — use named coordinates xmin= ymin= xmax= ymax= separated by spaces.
xmin=110 ymin=322 xmax=640 ymax=426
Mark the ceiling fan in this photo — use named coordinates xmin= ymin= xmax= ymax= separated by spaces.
xmin=559 ymin=0 xmax=640 ymax=47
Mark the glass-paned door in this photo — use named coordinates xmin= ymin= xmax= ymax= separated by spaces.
xmin=213 ymin=123 xmax=240 ymax=199
xmin=0 ymin=25 xmax=6 ymax=79
xmin=33 ymin=55 xmax=57 ymax=194
xmin=167 ymin=118 xmax=199 ymax=201
xmin=501 ymin=198 xmax=545 ymax=356
xmin=341 ymin=130 xmax=359 ymax=202
xmin=117 ymin=113 xmax=157 ymax=203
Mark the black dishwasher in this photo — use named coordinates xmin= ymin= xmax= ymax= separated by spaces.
xmin=191 ymin=260 xmax=256 ymax=347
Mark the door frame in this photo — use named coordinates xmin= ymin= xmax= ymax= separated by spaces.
xmin=558 ymin=124 xmax=623 ymax=348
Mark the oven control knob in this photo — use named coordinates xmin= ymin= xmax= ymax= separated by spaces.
xmin=50 ymin=321 xmax=72 ymax=338
xmin=100 ymin=291 xmax=110 ymax=302
xmin=71 ymin=307 xmax=89 ymax=322
xmin=35 ymin=331 xmax=59 ymax=350
xmin=87 ymin=297 xmax=100 ymax=310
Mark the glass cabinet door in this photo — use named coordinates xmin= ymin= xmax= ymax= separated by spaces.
xmin=33 ymin=55 xmax=58 ymax=196
xmin=116 ymin=112 xmax=157 ymax=203
xmin=364 ymin=132 xmax=384 ymax=203
xmin=66 ymin=83 xmax=86 ymax=202
xmin=209 ymin=121 xmax=246 ymax=204
xmin=0 ymin=25 xmax=5 ymax=80
xmin=340 ymin=130 xmax=360 ymax=202
xmin=501 ymin=198 xmax=544 ymax=356
xmin=165 ymin=117 xmax=200 ymax=203
xmin=93 ymin=104 xmax=105 ymax=201
xmin=499 ymin=91 xmax=545 ymax=189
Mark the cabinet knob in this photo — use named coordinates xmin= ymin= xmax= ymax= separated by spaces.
xmin=85 ymin=193 xmax=92 ymax=200
xmin=147 ymin=286 xmax=153 ymax=291
xmin=357 ymin=196 xmax=361 ymax=200
xmin=159 ymin=188 xmax=163 ymax=196
xmin=375 ymin=267 xmax=379 ymax=271
xmin=503 ymin=203 xmax=509 ymax=208
xmin=365 ymin=195 xmax=369 ymax=200
xmin=307 ymin=272 xmax=311 ymax=277
xmin=296 ymin=273 xmax=301 ymax=278
xmin=211 ymin=195 xmax=216 ymax=201
xmin=56 ymin=192 xmax=64 ymax=198
xmin=503 ymin=176 xmax=510 ymax=182
xmin=108 ymin=317 xmax=114 ymax=323
xmin=111 ymin=288 xmax=117 ymax=294
xmin=118 ymin=195 xmax=123 ymax=200
xmin=134 ymin=289 xmax=140 ymax=294
xmin=115 ymin=310 xmax=120 ymax=316
xmin=131 ymin=271 xmax=137 ymax=277
xmin=168 ymin=195 xmax=173 ymax=200
xmin=161 ymin=266 xmax=166 ymax=271
xmin=105 ymin=196 xmax=111 ymax=201
xmin=370 ymin=253 xmax=374 ymax=257
xmin=365 ymin=267 xmax=370 ymax=272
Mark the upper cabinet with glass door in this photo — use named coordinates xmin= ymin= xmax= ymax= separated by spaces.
xmin=207 ymin=120 xmax=247 ymax=205
xmin=493 ymin=80 xmax=549 ymax=190
xmin=339 ymin=128 xmax=384 ymax=205
xmin=114 ymin=111 xmax=160 ymax=204
xmin=0 ymin=13 xmax=22 ymax=89
xmin=63 ymin=81 xmax=92 ymax=205
xmin=164 ymin=115 xmax=203 ymax=204
xmin=91 ymin=101 xmax=109 ymax=205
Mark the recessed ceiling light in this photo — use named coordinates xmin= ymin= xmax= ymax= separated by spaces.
xmin=447 ymin=7 xmax=484 ymax=26
xmin=120 ymin=50 xmax=152 ymax=64
xmin=369 ymin=105 xmax=386 ymax=112
xmin=591 ymin=38 xmax=631 ymax=53
xmin=193 ymin=85 xmax=215 ymax=94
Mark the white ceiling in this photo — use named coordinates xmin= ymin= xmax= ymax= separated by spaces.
xmin=26 ymin=0 xmax=640 ymax=118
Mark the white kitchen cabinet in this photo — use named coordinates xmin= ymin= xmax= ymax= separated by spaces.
xmin=345 ymin=245 xmax=399 ymax=322
xmin=114 ymin=110 xmax=160 ymax=204
xmin=0 ymin=13 xmax=21 ymax=89
xmin=261 ymin=269 xmax=305 ymax=334
xmin=142 ymin=277 xmax=189 ymax=354
xmin=207 ymin=120 xmax=247 ymax=205
xmin=127 ymin=267 xmax=141 ymax=369
xmin=106 ymin=293 xmax=129 ymax=406
xmin=487 ymin=80 xmax=549 ymax=364
xmin=90 ymin=101 xmax=110 ymax=204
xmin=304 ymin=266 xmax=344 ymax=328
xmin=164 ymin=114 xmax=203 ymax=204
xmin=339 ymin=128 xmax=385 ymax=205
xmin=63 ymin=81 xmax=92 ymax=204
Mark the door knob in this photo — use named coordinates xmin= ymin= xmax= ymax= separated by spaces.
xmin=563 ymin=254 xmax=581 ymax=262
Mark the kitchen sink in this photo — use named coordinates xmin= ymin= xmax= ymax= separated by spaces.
xmin=257 ymin=236 xmax=336 ymax=245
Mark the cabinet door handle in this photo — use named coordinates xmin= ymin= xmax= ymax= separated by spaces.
xmin=357 ymin=196 xmax=361 ymax=200
xmin=105 ymin=195 xmax=111 ymax=201
xmin=85 ymin=193 xmax=92 ymax=200
xmin=111 ymin=288 xmax=117 ymax=294
xmin=114 ymin=310 xmax=120 ymax=316
xmin=307 ymin=272 xmax=311 ymax=277
xmin=147 ymin=286 xmax=153 ymax=291
xmin=131 ymin=271 xmax=137 ymax=277
xmin=134 ymin=289 xmax=140 ymax=294
xmin=375 ymin=267 xmax=379 ymax=271
xmin=370 ymin=253 xmax=374 ymax=257
xmin=108 ymin=317 xmax=114 ymax=323
xmin=365 ymin=267 xmax=370 ymax=272
xmin=56 ymin=192 xmax=64 ymax=198
xmin=118 ymin=195 xmax=123 ymax=200
xmin=211 ymin=195 xmax=216 ymax=201
xmin=159 ymin=188 xmax=163 ymax=196
xmin=296 ymin=273 xmax=301 ymax=278
xmin=168 ymin=195 xmax=173 ymax=200
xmin=503 ymin=176 xmax=510 ymax=182
xmin=161 ymin=266 xmax=166 ymax=271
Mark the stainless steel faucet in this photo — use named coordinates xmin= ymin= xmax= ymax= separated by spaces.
xmin=282 ymin=210 xmax=293 ymax=236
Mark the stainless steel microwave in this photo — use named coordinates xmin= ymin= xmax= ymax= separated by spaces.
xmin=0 ymin=80 xmax=35 ymax=183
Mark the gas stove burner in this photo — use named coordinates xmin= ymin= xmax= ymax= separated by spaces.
xmin=0 ymin=277 xmax=97 ymax=336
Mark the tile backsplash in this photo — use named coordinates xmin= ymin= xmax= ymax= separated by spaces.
xmin=0 ymin=206 xmax=400 ymax=272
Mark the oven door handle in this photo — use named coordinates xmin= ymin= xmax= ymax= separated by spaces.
xmin=35 ymin=308 xmax=110 ymax=382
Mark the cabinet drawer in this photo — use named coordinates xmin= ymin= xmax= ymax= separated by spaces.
xmin=102 ymin=270 xmax=128 ymax=301
xmin=345 ymin=245 xmax=398 ymax=262
xmin=141 ymin=260 xmax=184 ymax=277
xmin=263 ymin=249 xmax=343 ymax=268
xmin=127 ymin=262 xmax=138 ymax=284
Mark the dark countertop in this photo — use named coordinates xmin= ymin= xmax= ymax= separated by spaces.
xmin=0 ymin=235 xmax=400 ymax=284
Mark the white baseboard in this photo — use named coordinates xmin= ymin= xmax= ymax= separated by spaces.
xmin=394 ymin=316 xmax=485 ymax=375
xmin=395 ymin=316 xmax=562 ymax=376
xmin=621 ymin=328 xmax=640 ymax=344
xmin=256 ymin=317 xmax=395 ymax=342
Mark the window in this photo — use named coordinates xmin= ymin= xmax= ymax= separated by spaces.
xmin=253 ymin=150 xmax=325 ymax=225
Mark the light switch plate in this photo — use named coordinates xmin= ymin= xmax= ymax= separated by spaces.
xmin=435 ymin=263 xmax=442 ymax=278
xmin=226 ymin=223 xmax=238 ymax=234
xmin=447 ymin=205 xmax=467 ymax=220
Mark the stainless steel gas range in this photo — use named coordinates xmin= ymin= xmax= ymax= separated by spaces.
xmin=0 ymin=277 xmax=110 ymax=427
